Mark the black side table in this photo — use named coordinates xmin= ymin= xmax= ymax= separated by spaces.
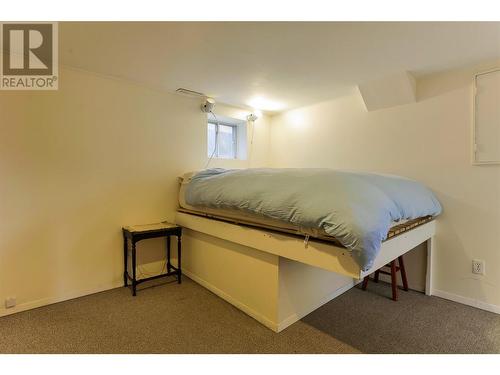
xmin=122 ymin=222 xmax=182 ymax=296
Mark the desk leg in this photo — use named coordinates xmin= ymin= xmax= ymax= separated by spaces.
xmin=166 ymin=235 xmax=172 ymax=273
xmin=123 ymin=233 xmax=128 ymax=287
xmin=132 ymin=241 xmax=137 ymax=296
xmin=177 ymin=235 xmax=182 ymax=284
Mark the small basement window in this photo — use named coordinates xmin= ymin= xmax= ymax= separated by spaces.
xmin=207 ymin=115 xmax=247 ymax=159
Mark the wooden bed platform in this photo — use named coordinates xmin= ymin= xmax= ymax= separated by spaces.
xmin=174 ymin=209 xmax=436 ymax=332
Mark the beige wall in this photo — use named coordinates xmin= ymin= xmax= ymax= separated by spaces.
xmin=0 ymin=67 xmax=270 ymax=315
xmin=270 ymin=62 xmax=500 ymax=309
xmin=2 ymin=59 xmax=499 ymax=317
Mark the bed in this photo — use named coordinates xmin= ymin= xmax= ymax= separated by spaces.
xmin=174 ymin=168 xmax=440 ymax=331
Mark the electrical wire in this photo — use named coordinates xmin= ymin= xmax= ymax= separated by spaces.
xmin=137 ymin=259 xmax=167 ymax=279
xmin=125 ymin=247 xmax=169 ymax=280
xmin=250 ymin=120 xmax=256 ymax=146
xmin=248 ymin=118 xmax=256 ymax=165
xmin=204 ymin=110 xmax=219 ymax=169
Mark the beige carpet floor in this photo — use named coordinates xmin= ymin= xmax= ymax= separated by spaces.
xmin=0 ymin=277 xmax=499 ymax=354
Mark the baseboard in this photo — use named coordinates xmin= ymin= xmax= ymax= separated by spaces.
xmin=0 ymin=281 xmax=123 ymax=318
xmin=181 ymin=268 xmax=280 ymax=332
xmin=0 ymin=259 xmax=172 ymax=318
xmin=277 ymin=281 xmax=355 ymax=332
xmin=433 ymin=289 xmax=500 ymax=315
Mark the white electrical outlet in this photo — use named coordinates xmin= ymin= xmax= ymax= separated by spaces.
xmin=472 ymin=259 xmax=485 ymax=275
xmin=5 ymin=297 xmax=16 ymax=309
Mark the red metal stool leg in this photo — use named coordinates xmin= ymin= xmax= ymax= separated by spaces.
xmin=398 ymin=255 xmax=409 ymax=291
xmin=390 ymin=260 xmax=398 ymax=301
xmin=362 ymin=275 xmax=369 ymax=290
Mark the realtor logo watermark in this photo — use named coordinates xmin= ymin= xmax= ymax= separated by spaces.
xmin=0 ymin=22 xmax=58 ymax=90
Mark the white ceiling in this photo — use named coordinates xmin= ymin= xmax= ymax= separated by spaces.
xmin=59 ymin=22 xmax=500 ymax=113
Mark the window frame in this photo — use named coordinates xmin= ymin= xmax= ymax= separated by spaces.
xmin=207 ymin=119 xmax=239 ymax=159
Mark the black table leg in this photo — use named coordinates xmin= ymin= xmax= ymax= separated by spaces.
xmin=177 ymin=235 xmax=182 ymax=284
xmin=132 ymin=240 xmax=137 ymax=296
xmin=166 ymin=235 xmax=172 ymax=273
xmin=123 ymin=233 xmax=128 ymax=287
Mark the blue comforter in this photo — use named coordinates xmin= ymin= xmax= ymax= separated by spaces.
xmin=185 ymin=168 xmax=441 ymax=270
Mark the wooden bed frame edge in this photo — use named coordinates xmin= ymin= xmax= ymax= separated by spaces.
xmin=175 ymin=210 xmax=436 ymax=294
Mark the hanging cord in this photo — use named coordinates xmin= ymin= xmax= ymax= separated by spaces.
xmin=250 ymin=118 xmax=256 ymax=146
xmin=304 ymin=234 xmax=310 ymax=249
xmin=205 ymin=111 xmax=219 ymax=169
xmin=248 ymin=118 xmax=255 ymax=165
xmin=245 ymin=114 xmax=257 ymax=167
